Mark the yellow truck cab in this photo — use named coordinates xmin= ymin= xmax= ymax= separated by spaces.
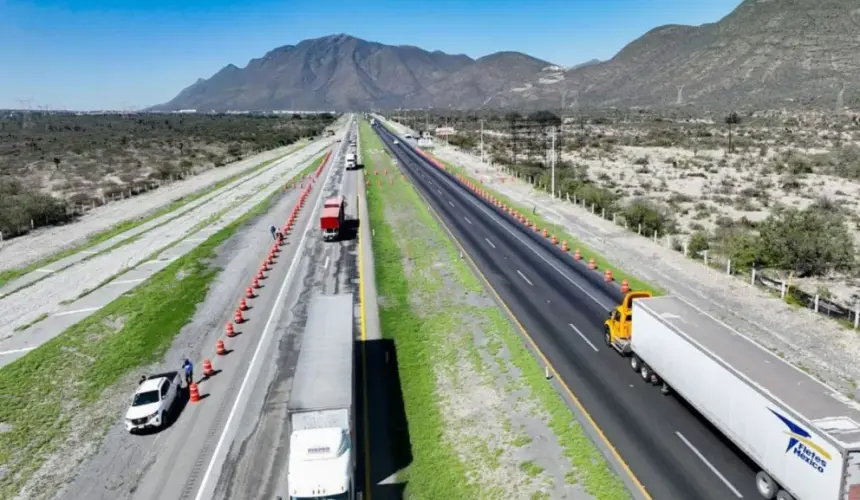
xmin=604 ymin=290 xmax=653 ymax=354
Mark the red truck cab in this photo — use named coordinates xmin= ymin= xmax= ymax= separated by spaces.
xmin=320 ymin=196 xmax=346 ymax=241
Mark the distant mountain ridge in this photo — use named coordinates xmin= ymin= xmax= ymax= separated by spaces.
xmin=156 ymin=34 xmax=553 ymax=112
xmin=158 ymin=1 xmax=860 ymax=112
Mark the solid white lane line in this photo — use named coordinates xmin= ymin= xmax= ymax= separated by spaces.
xmin=569 ymin=323 xmax=599 ymax=352
xmin=35 ymin=268 xmax=55 ymax=273
xmin=464 ymin=217 xmax=472 ymax=225
xmin=109 ymin=278 xmax=146 ymax=285
xmin=485 ymin=238 xmax=496 ymax=249
xmin=517 ymin=270 xmax=533 ymax=286
xmin=676 ymin=431 xmax=743 ymax=498
xmin=52 ymin=307 xmax=100 ymax=317
xmin=0 ymin=347 xmax=36 ymax=356
xmin=194 ymin=130 xmax=343 ymax=500
xmin=324 ymin=256 xmax=330 ymax=269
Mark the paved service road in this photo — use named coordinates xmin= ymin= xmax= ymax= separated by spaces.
xmin=373 ymin=123 xmax=761 ymax=500
xmin=210 ymin=125 xmax=360 ymax=500
xmin=59 ymin=123 xmax=353 ymax=500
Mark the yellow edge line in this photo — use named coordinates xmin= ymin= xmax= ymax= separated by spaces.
xmin=357 ymin=188 xmax=372 ymax=500
xmin=407 ymin=164 xmax=653 ymax=500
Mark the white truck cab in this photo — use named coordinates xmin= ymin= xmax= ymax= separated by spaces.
xmin=287 ymin=427 xmax=352 ymax=500
xmin=125 ymin=372 xmax=179 ymax=432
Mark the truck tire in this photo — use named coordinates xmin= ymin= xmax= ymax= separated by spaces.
xmin=604 ymin=329 xmax=611 ymax=346
xmin=639 ymin=364 xmax=652 ymax=382
xmin=775 ymin=491 xmax=794 ymax=500
xmin=660 ymin=382 xmax=671 ymax=395
xmin=630 ymin=355 xmax=641 ymax=372
xmin=755 ymin=471 xmax=777 ymax=499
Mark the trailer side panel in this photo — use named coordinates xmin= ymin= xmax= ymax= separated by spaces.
xmin=633 ymin=301 xmax=843 ymax=500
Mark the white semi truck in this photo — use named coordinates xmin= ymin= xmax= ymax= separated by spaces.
xmin=286 ymin=293 xmax=355 ymax=500
xmin=605 ymin=293 xmax=860 ymax=500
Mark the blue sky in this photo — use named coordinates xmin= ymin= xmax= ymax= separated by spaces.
xmin=0 ymin=0 xmax=743 ymax=110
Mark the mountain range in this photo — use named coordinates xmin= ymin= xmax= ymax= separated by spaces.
xmin=157 ymin=0 xmax=860 ymax=112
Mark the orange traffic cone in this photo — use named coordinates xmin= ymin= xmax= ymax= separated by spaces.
xmin=189 ymin=382 xmax=201 ymax=403
xmin=551 ymin=235 xmax=558 ymax=245
xmin=252 ymin=278 xmax=261 ymax=289
xmin=226 ymin=322 xmax=236 ymax=337
xmin=256 ymin=270 xmax=265 ymax=280
xmin=261 ymin=261 xmax=269 ymax=271
xmin=202 ymin=359 xmax=214 ymax=377
xmin=239 ymin=298 xmax=248 ymax=311
xmin=234 ymin=309 xmax=244 ymax=324
xmin=604 ymin=269 xmax=614 ymax=282
xmin=216 ymin=339 xmax=227 ymax=356
xmin=588 ymin=258 xmax=597 ymax=270
xmin=246 ymin=287 xmax=255 ymax=299
xmin=621 ymin=279 xmax=630 ymax=293
xmin=573 ymin=248 xmax=582 ymax=260
xmin=542 ymin=229 xmax=549 ymax=238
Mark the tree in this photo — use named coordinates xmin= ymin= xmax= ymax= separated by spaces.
xmin=725 ymin=111 xmax=741 ymax=153
xmin=757 ymin=205 xmax=856 ymax=277
xmin=53 ymin=157 xmax=61 ymax=170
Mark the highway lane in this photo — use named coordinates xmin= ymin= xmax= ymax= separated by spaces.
xmin=373 ymin=123 xmax=761 ymax=500
xmin=212 ymin=129 xmax=360 ymax=499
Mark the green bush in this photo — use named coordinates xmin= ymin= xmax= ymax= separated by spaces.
xmin=621 ymin=198 xmax=676 ymax=236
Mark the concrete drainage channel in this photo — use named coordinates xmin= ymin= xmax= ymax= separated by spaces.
xmin=0 ymin=140 xmax=328 ymax=298
xmin=0 ymin=148 xmax=333 ymax=368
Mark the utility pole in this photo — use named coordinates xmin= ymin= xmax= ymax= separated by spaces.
xmin=550 ymin=126 xmax=556 ymax=199
xmin=480 ymin=119 xmax=485 ymax=164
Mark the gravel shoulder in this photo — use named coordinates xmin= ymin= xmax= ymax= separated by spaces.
xmin=424 ymin=137 xmax=860 ymax=399
xmin=0 ymin=139 xmax=335 ymax=341
xmin=362 ymin=121 xmax=627 ymax=499
xmin=0 ymin=140 xmax=309 ymax=272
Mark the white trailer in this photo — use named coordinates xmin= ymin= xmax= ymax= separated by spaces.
xmin=629 ymin=296 xmax=860 ymax=500
xmin=286 ymin=293 xmax=355 ymax=500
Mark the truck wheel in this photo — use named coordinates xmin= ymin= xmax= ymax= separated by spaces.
xmin=630 ymin=356 xmax=641 ymax=372
xmin=639 ymin=364 xmax=652 ymax=382
xmin=604 ymin=330 xmax=611 ymax=346
xmin=775 ymin=491 xmax=794 ymax=500
xmin=755 ymin=471 xmax=777 ymax=499
xmin=660 ymin=382 xmax=671 ymax=395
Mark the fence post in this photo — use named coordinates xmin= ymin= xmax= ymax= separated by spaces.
xmin=573 ymin=195 xmax=577 ymax=205
xmin=703 ymin=250 xmax=709 ymax=267
xmin=683 ymin=242 xmax=688 ymax=256
xmin=566 ymin=193 xmax=570 ymax=203
xmin=813 ymin=295 xmax=819 ymax=313
xmin=726 ymin=259 xmax=731 ymax=275
xmin=855 ymin=302 xmax=859 ymax=329
xmin=653 ymin=231 xmax=658 ymax=243
xmin=751 ymin=268 xmax=756 ymax=286
xmin=0 ymin=231 xmax=3 ymax=242
xmin=780 ymin=281 xmax=787 ymax=299
xmin=638 ymin=223 xmax=642 ymax=235
xmin=30 ymin=219 xmax=34 ymax=229
xmin=602 ymin=207 xmax=606 ymax=218
xmin=613 ymin=213 xmax=617 ymax=224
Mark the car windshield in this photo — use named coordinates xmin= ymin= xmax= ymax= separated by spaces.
xmin=132 ymin=390 xmax=160 ymax=406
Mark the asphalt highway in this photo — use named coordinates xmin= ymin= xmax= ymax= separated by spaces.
xmin=373 ymin=122 xmax=762 ymax=500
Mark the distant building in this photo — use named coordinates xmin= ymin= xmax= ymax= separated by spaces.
xmin=435 ymin=126 xmax=455 ymax=137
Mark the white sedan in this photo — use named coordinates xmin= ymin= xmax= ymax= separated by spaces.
xmin=125 ymin=371 xmax=180 ymax=432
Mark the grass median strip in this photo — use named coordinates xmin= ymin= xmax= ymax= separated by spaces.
xmin=0 ymin=173 xmax=294 ymax=498
xmin=426 ymin=152 xmax=662 ymax=296
xmin=0 ymin=142 xmax=308 ymax=289
xmin=362 ymin=121 xmax=629 ymax=499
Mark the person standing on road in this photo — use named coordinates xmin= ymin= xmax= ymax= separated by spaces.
xmin=270 ymin=225 xmax=277 ymax=240
xmin=182 ymin=358 xmax=193 ymax=386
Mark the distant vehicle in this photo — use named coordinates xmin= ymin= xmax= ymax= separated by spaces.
xmin=605 ymin=292 xmax=860 ymax=500
xmin=344 ymin=152 xmax=356 ymax=170
xmin=393 ymin=139 xmax=399 ymax=145
xmin=320 ymin=197 xmax=346 ymax=241
xmin=125 ymin=371 xmax=180 ymax=432
xmin=286 ymin=294 xmax=355 ymax=500
xmin=403 ymin=133 xmax=413 ymax=139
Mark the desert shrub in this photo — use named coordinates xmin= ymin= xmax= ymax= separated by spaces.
xmin=687 ymin=231 xmax=710 ymax=258
xmin=621 ymin=198 xmax=677 ymax=235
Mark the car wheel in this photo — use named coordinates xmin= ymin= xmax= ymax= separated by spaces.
xmin=755 ymin=471 xmax=777 ymax=499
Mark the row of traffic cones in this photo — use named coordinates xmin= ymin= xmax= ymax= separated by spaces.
xmin=453 ymin=172 xmax=632 ymax=295
xmin=190 ymin=147 xmax=333 ymax=404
